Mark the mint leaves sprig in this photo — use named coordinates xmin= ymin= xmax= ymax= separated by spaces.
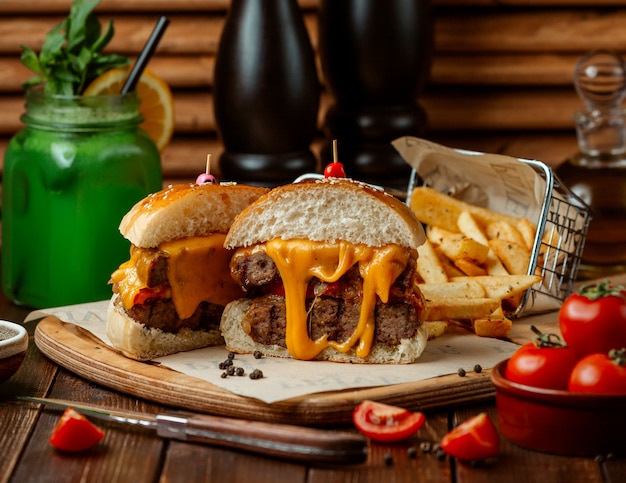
xmin=20 ymin=0 xmax=130 ymax=96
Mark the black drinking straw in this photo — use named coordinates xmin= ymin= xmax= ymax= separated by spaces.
xmin=121 ymin=16 xmax=170 ymax=94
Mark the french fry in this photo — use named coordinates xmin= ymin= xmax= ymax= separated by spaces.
xmin=453 ymin=257 xmax=488 ymax=277
xmin=486 ymin=220 xmax=527 ymax=249
xmin=425 ymin=321 xmax=448 ymax=340
xmin=410 ymin=186 xmax=522 ymax=232
xmin=457 ymin=211 xmax=508 ymax=276
xmin=473 ymin=315 xmax=513 ymax=338
xmin=517 ymin=217 xmax=537 ymax=250
xmin=423 ymin=297 xmax=501 ymax=322
xmin=419 ymin=280 xmax=486 ymax=300
xmin=450 ymin=274 xmax=542 ymax=300
xmin=416 ymin=239 xmax=448 ymax=284
xmin=427 ymin=226 xmax=489 ymax=264
xmin=434 ymin=247 xmax=467 ymax=278
xmin=488 ymin=239 xmax=530 ymax=275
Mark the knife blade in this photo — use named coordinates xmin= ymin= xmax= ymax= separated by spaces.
xmin=19 ymin=396 xmax=367 ymax=465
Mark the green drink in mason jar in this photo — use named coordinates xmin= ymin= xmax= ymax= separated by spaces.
xmin=2 ymin=88 xmax=162 ymax=307
xmin=2 ymin=0 xmax=166 ymax=307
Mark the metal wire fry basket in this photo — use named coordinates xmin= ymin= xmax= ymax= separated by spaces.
xmin=407 ymin=158 xmax=592 ymax=316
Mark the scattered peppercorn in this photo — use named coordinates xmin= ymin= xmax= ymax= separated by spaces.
xmin=250 ymin=369 xmax=264 ymax=379
xmin=227 ymin=352 xmax=235 ymax=360
xmin=227 ymin=366 xmax=235 ymax=376
xmin=220 ymin=372 xmax=228 ymax=379
xmin=457 ymin=367 xmax=466 ymax=377
xmin=383 ymin=453 xmax=393 ymax=466
xmin=407 ymin=447 xmax=417 ymax=459
xmin=420 ymin=441 xmax=432 ymax=453
xmin=474 ymin=364 xmax=482 ymax=373
xmin=235 ymin=367 xmax=245 ymax=376
xmin=253 ymin=350 xmax=263 ymax=359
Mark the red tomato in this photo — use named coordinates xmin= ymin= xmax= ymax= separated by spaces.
xmin=133 ymin=285 xmax=169 ymax=305
xmin=323 ymin=161 xmax=346 ymax=178
xmin=352 ymin=400 xmax=426 ymax=443
xmin=49 ymin=408 xmax=105 ymax=452
xmin=568 ymin=349 xmax=626 ymax=395
xmin=440 ymin=412 xmax=500 ymax=461
xmin=558 ymin=281 xmax=626 ymax=356
xmin=505 ymin=342 xmax=580 ymax=390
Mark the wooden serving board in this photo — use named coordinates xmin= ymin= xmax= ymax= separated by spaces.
xmin=34 ymin=316 xmax=504 ymax=426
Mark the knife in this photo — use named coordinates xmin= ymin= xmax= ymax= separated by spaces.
xmin=19 ymin=397 xmax=367 ymax=465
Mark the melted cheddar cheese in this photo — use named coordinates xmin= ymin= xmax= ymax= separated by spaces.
xmin=111 ymin=234 xmax=243 ymax=320
xmin=260 ymin=239 xmax=412 ymax=360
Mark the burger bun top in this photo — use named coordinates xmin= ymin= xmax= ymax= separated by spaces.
xmin=120 ymin=183 xmax=269 ymax=248
xmin=224 ymin=178 xmax=425 ymax=250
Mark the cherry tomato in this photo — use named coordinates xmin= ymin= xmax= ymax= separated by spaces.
xmin=558 ymin=281 xmax=626 ymax=357
xmin=49 ymin=408 xmax=105 ymax=452
xmin=568 ymin=348 xmax=626 ymax=395
xmin=440 ymin=412 xmax=500 ymax=461
xmin=324 ymin=161 xmax=346 ymax=178
xmin=504 ymin=327 xmax=580 ymax=390
xmin=352 ymin=400 xmax=426 ymax=443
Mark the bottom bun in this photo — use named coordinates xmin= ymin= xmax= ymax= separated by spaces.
xmin=106 ymin=295 xmax=224 ymax=361
xmin=220 ymin=299 xmax=428 ymax=364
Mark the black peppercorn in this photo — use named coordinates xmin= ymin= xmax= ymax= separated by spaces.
xmin=235 ymin=367 xmax=245 ymax=376
xmin=253 ymin=350 xmax=263 ymax=359
xmin=228 ymin=352 xmax=235 ymax=360
xmin=383 ymin=453 xmax=393 ymax=466
xmin=407 ymin=446 xmax=417 ymax=459
xmin=457 ymin=368 xmax=466 ymax=377
xmin=474 ymin=364 xmax=482 ymax=373
xmin=250 ymin=368 xmax=264 ymax=379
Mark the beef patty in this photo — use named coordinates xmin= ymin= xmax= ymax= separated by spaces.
xmin=231 ymin=252 xmax=423 ymax=347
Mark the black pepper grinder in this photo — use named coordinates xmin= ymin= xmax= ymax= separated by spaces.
xmin=213 ymin=0 xmax=320 ymax=187
xmin=318 ymin=0 xmax=433 ymax=189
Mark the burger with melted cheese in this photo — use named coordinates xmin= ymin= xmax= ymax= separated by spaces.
xmin=220 ymin=178 xmax=428 ymax=363
xmin=107 ymin=182 xmax=268 ymax=360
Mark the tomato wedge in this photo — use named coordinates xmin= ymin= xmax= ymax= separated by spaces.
xmin=440 ymin=412 xmax=500 ymax=461
xmin=352 ymin=400 xmax=426 ymax=443
xmin=49 ymin=407 xmax=105 ymax=452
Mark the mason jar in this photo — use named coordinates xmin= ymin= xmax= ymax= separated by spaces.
xmin=2 ymin=87 xmax=163 ymax=308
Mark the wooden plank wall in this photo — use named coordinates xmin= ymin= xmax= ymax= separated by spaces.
xmin=1 ymin=0 xmax=625 ymax=185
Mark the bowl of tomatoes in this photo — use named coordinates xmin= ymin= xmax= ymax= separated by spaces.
xmin=491 ymin=358 xmax=626 ymax=457
xmin=491 ymin=280 xmax=626 ymax=457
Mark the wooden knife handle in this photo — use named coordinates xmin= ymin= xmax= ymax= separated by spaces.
xmin=156 ymin=413 xmax=367 ymax=465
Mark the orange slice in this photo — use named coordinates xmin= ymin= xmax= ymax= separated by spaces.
xmin=84 ymin=67 xmax=174 ymax=152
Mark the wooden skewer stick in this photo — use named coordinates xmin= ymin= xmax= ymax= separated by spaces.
xmin=332 ymin=139 xmax=338 ymax=163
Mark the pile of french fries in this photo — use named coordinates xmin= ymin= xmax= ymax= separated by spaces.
xmin=410 ymin=186 xmax=543 ymax=339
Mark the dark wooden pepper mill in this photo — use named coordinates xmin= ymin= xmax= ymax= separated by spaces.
xmin=213 ymin=0 xmax=320 ymax=187
xmin=318 ymin=0 xmax=433 ymax=189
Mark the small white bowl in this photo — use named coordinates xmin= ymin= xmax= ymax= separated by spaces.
xmin=0 ymin=320 xmax=28 ymax=383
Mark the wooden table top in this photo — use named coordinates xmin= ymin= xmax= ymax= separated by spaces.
xmin=1 ymin=290 xmax=625 ymax=483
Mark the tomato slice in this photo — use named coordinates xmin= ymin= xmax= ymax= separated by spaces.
xmin=440 ymin=412 xmax=499 ymax=461
xmin=49 ymin=408 xmax=105 ymax=452
xmin=352 ymin=400 xmax=426 ymax=443
xmin=133 ymin=285 xmax=169 ymax=305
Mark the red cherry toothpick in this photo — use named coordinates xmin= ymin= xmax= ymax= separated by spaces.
xmin=324 ymin=139 xmax=346 ymax=178
xmin=196 ymin=154 xmax=218 ymax=184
